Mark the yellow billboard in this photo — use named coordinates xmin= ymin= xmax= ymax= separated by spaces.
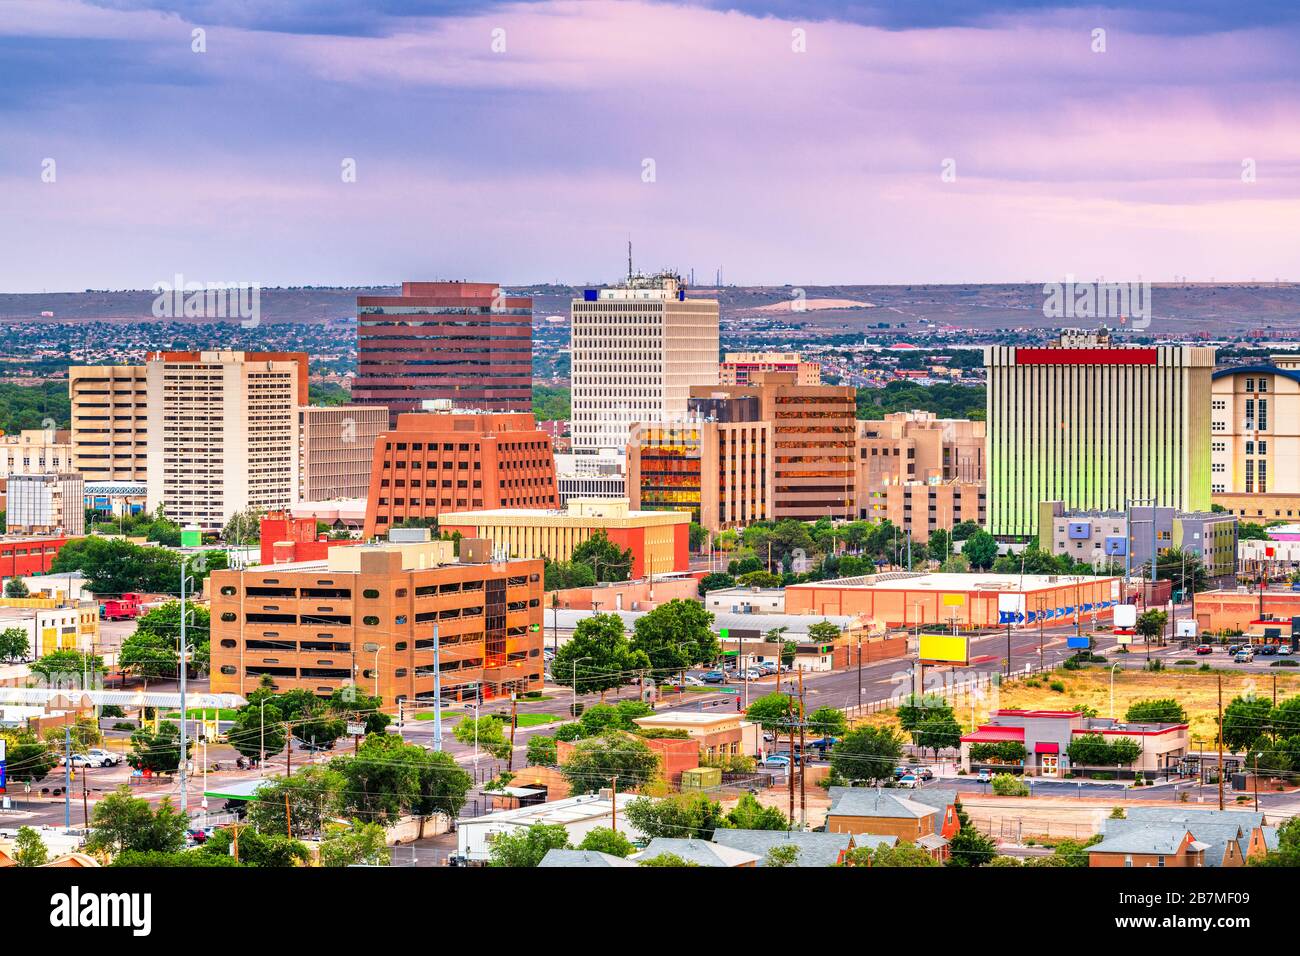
xmin=919 ymin=633 xmax=969 ymax=665
xmin=942 ymin=593 xmax=965 ymax=607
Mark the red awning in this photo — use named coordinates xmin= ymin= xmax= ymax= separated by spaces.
xmin=1034 ymin=742 xmax=1060 ymax=755
xmin=960 ymin=727 xmax=1025 ymax=744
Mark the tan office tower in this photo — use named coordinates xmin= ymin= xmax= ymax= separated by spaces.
xmin=985 ymin=332 xmax=1214 ymax=540
xmin=0 ymin=430 xmax=73 ymax=479
xmin=145 ymin=351 xmax=306 ymax=530
xmin=570 ymin=272 xmax=719 ymax=455
xmin=69 ymin=365 xmax=149 ymax=481
xmin=855 ymin=411 xmax=985 ymax=489
xmin=1210 ymin=357 xmax=1300 ymax=498
xmin=299 ymin=405 xmax=388 ymax=501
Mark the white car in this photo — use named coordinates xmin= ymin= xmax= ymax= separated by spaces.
xmin=59 ymin=753 xmax=106 ymax=768
xmin=680 ymin=675 xmax=706 ymax=687
xmin=86 ymin=749 xmax=121 ymax=767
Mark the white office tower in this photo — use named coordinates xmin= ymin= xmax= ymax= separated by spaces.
xmin=569 ymin=272 xmax=719 ymax=456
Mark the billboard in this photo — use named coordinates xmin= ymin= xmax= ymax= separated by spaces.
xmin=919 ymin=633 xmax=969 ymax=665
xmin=0 ymin=737 xmax=5 ymax=793
xmin=1066 ymin=636 xmax=1091 ymax=649
xmin=942 ymin=593 xmax=965 ymax=607
xmin=1114 ymin=604 xmax=1138 ymax=629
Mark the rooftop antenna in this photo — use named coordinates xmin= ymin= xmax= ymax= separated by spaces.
xmin=627 ymin=239 xmax=633 ymax=282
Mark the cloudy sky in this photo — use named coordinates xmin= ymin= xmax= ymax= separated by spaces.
xmin=2 ymin=0 xmax=1299 ymax=291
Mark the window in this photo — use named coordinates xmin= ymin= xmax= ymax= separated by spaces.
xmin=221 ymin=612 xmax=236 ymax=622
xmin=363 ymin=616 xmax=380 ymax=626
xmin=363 ymin=588 xmax=380 ymax=599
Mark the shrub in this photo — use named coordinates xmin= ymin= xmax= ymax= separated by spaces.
xmin=991 ymin=773 xmax=1030 ymax=797
xmin=1061 ymin=658 xmax=1081 ymax=671
xmin=1199 ymin=663 xmax=1212 ymax=671
xmin=113 ymin=721 xmax=136 ymax=731
xmin=1048 ymin=681 xmax=1066 ymax=693
xmin=1272 ymin=660 xmax=1299 ymax=668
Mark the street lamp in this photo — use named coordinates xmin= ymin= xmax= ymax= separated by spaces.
xmin=363 ymin=642 xmax=386 ymax=698
xmin=1110 ymin=662 xmax=1122 ymax=719
xmin=178 ymin=553 xmax=196 ymax=818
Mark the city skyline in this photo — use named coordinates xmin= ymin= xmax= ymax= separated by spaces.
xmin=4 ymin=0 xmax=1300 ymax=292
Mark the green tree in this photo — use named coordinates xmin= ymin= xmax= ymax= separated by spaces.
xmin=1051 ymin=835 xmax=1102 ymax=867
xmin=130 ymin=601 xmax=212 ymax=679
xmin=560 ymin=732 xmax=660 ymax=795
xmin=991 ymin=773 xmax=1030 ymax=796
xmin=746 ymin=692 xmax=799 ymax=738
xmin=326 ymin=687 xmax=391 ymax=736
xmin=527 ymin=735 xmax=558 ymax=767
xmin=4 ymin=577 xmax=29 ymax=598
xmin=631 ymin=599 xmax=719 ymax=678
xmin=0 ymin=626 xmax=28 ymax=662
xmin=488 ymin=823 xmax=571 ymax=867
xmin=1136 ymin=609 xmax=1168 ymax=646
xmin=543 ymin=559 xmax=596 ymax=591
xmin=637 ymin=852 xmax=699 ymax=867
xmin=128 ymin=721 xmax=190 ymax=774
xmin=962 ymin=530 xmax=998 ymax=570
xmin=552 ymin=613 xmax=649 ymax=700
xmin=831 ymin=726 xmax=904 ymax=784
xmin=453 ymin=715 xmax=512 ymax=760
xmin=0 ymin=731 xmax=57 ymax=783
xmin=222 ymin=506 xmax=264 ymax=545
xmin=571 ymin=530 xmax=634 ymax=582
xmin=13 ymin=826 xmax=48 ymax=866
xmin=764 ymin=845 xmax=801 ymax=867
xmin=1251 ymin=815 xmax=1300 ymax=866
xmin=951 ymin=520 xmax=982 ymax=541
xmin=914 ymin=706 xmax=963 ymax=760
xmin=737 ymin=570 xmax=783 ymax=588
xmin=720 ymin=793 xmax=789 ymax=831
xmin=697 ymin=572 xmax=736 ymax=596
xmin=841 ymin=841 xmax=940 ymax=867
xmin=227 ymin=699 xmax=287 ymax=760
xmin=576 ymin=826 xmax=635 ymax=858
xmin=947 ymin=822 xmax=997 ymax=868
xmin=1222 ymin=696 xmax=1274 ymax=753
xmin=806 ymin=706 xmax=848 ymax=739
xmin=624 ymin=793 xmax=725 ymax=840
xmin=332 ymin=734 xmax=471 ymax=828
xmin=246 ymin=765 xmax=345 ymax=838
xmin=927 ymin=528 xmax=952 ymax=563
xmin=85 ymin=788 xmax=187 ymax=856
xmin=30 ymin=649 xmax=104 ymax=684
xmin=805 ymin=620 xmax=842 ymax=644
xmin=201 ymin=827 xmax=308 ymax=867
xmin=1125 ymin=698 xmax=1188 ymax=724
xmin=319 ymin=820 xmax=390 ymax=867
xmin=50 ymin=537 xmax=186 ymax=595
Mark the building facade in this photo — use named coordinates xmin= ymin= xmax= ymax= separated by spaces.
xmin=69 ymin=365 xmax=149 ymax=483
xmin=1210 ymin=359 xmax=1300 ymax=496
xmin=145 ymin=350 xmax=306 ymax=530
xmin=719 ymin=351 xmax=820 ymax=386
xmin=569 ymin=273 xmax=719 ymax=455
xmin=209 ymin=537 xmax=544 ymax=704
xmin=438 ymin=498 xmax=690 ymax=578
xmin=6 ymin=473 xmax=84 ymax=536
xmin=854 ymin=411 xmax=985 ymax=489
xmin=299 ymin=405 xmax=389 ymax=502
xmin=857 ymin=481 xmax=985 ymax=543
xmin=362 ymin=410 xmax=558 ymax=538
xmin=985 ymin=332 xmax=1214 ymax=539
xmin=355 ymin=281 xmax=532 ymax=417
xmin=0 ymin=430 xmax=73 ymax=479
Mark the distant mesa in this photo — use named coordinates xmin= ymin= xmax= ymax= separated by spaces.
xmin=750 ymin=298 xmax=875 ymax=313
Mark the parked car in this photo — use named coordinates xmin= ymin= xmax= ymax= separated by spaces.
xmin=1227 ymin=644 xmax=1242 ymax=656
xmin=1195 ymin=644 xmax=1214 ymax=655
xmin=298 ymin=740 xmax=335 ymax=753
xmin=59 ymin=753 xmax=106 ymax=768
xmin=893 ymin=766 xmax=912 ymax=780
xmin=757 ymin=663 xmax=778 ymax=676
xmin=186 ymin=828 xmax=210 ymax=845
xmin=1258 ymin=643 xmax=1278 ymax=656
xmin=761 ymin=755 xmax=791 ymax=769
xmin=977 ymin=768 xmax=993 ymax=784
xmin=702 ymin=670 xmax=727 ymax=684
xmin=1234 ymin=649 xmax=1255 ymax=663
xmin=896 ymin=773 xmax=918 ymax=788
xmin=1278 ymin=645 xmax=1294 ymax=656
xmin=679 ymin=675 xmax=705 ymax=687
xmin=742 ymin=668 xmax=763 ymax=680
xmin=85 ymin=749 xmax=120 ymax=766
xmin=915 ymin=767 xmax=935 ymax=781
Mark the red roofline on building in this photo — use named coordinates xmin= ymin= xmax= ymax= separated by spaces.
xmin=1015 ymin=348 xmax=1157 ymax=365
xmin=1071 ymin=724 xmax=1189 ymax=737
xmin=959 ymin=726 xmax=1026 ymax=743
xmin=992 ymin=709 xmax=1081 ymax=718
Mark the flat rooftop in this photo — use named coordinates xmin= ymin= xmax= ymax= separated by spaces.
xmin=788 ymin=572 xmax=1119 ymax=594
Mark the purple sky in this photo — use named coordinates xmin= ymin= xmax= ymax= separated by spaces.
xmin=2 ymin=0 xmax=1299 ymax=291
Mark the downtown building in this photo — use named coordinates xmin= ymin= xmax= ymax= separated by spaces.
xmin=985 ymin=332 xmax=1214 ymax=540
xmin=209 ymin=532 xmax=544 ymax=705
xmin=299 ymin=404 xmax=389 ymax=502
xmin=1210 ymin=357 xmax=1300 ymax=519
xmin=719 ymin=351 xmax=820 ymax=386
xmin=354 ymin=281 xmax=532 ymax=418
xmin=69 ymin=365 xmax=149 ymax=482
xmin=569 ymin=272 xmax=719 ymax=456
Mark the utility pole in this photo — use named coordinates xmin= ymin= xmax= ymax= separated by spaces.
xmin=1005 ymin=616 xmax=1012 ymax=677
xmin=786 ymin=696 xmax=795 ymax=824
xmin=797 ymin=668 xmax=806 ymax=829
xmin=1217 ymin=674 xmax=1225 ymax=811
xmin=179 ymin=555 xmax=190 ymax=818
xmin=507 ymin=693 xmax=518 ymax=773
xmin=611 ymin=775 xmax=618 ymax=833
xmin=1253 ymin=753 xmax=1259 ymax=813
xmin=285 ymin=791 xmax=293 ymax=838
xmin=856 ymin=637 xmax=862 ymax=716
xmin=63 ymin=726 xmax=72 ymax=833
xmin=433 ymin=623 xmax=443 ymax=752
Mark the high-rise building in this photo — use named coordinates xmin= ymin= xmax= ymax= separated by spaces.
xmin=985 ymin=331 xmax=1214 ymax=540
xmin=209 ymin=534 xmax=544 ymax=704
xmin=570 ymin=273 xmax=719 ymax=455
xmin=0 ymin=429 xmax=73 ymax=479
xmin=857 ymin=482 xmax=985 ymax=543
xmin=1210 ymin=358 xmax=1300 ymax=499
xmin=69 ymin=365 xmax=148 ymax=482
xmin=362 ymin=408 xmax=559 ymax=538
xmin=720 ymin=352 xmax=820 ymax=386
xmin=299 ymin=405 xmax=389 ymax=502
xmin=145 ymin=350 xmax=307 ymax=530
xmin=354 ymin=281 xmax=532 ymax=418
xmin=854 ymin=412 xmax=985 ymax=490
xmin=6 ymin=473 xmax=84 ymax=536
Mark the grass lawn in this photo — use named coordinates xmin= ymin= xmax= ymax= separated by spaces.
xmin=162 ymin=708 xmax=238 ymax=720
xmin=854 ymin=664 xmax=1300 ymax=744
xmin=427 ymin=712 xmax=560 ymax=728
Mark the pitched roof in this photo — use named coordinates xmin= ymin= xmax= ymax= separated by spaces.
xmin=1089 ymin=826 xmax=1196 ymax=856
xmin=1102 ymin=816 xmax=1252 ymax=866
xmin=827 ymin=787 xmax=938 ymax=820
xmin=636 ymin=838 xmax=761 ymax=868
xmin=851 ymin=834 xmax=899 ymax=850
xmin=1122 ymin=807 xmax=1265 ymax=830
xmin=908 ymin=788 xmax=959 ymax=813
xmin=537 ymin=849 xmax=636 ymax=868
xmin=712 ymin=829 xmax=852 ymax=868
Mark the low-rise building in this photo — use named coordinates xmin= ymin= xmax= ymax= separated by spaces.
xmin=823 ymin=787 xmax=959 ymax=861
xmin=7 ymin=473 xmax=84 ymax=536
xmin=634 ymin=838 xmax=760 ymax=867
xmin=258 ymin=512 xmax=362 ymax=565
xmin=455 ymin=791 xmax=643 ymax=864
xmin=711 ymin=829 xmax=854 ymax=867
xmin=1089 ymin=809 xmax=1274 ymax=867
xmin=705 ymin=586 xmax=785 ymax=615
xmin=631 ymin=711 xmax=760 ymax=761
xmin=537 ymin=849 xmax=635 ymax=868
xmin=858 ymin=481 xmax=985 ymax=543
xmin=0 ymin=535 xmax=76 ymax=582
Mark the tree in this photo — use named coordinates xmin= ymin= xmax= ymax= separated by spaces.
xmin=721 ymin=793 xmax=789 ymax=831
xmin=831 ymin=726 xmax=904 ymax=784
xmin=947 ymin=822 xmax=997 ymax=868
xmin=0 ymin=731 xmax=57 ymax=784
xmin=50 ymin=536 xmax=186 ymax=595
xmin=13 ymin=826 xmax=48 ymax=867
xmin=222 ymin=505 xmax=264 ymax=545
xmin=319 ymin=820 xmax=389 ymax=867
xmin=128 ymin=721 xmax=191 ymax=774
xmin=409 ymin=749 xmax=475 ymax=825
xmin=991 ymin=773 xmax=1030 ymax=796
xmin=129 ymin=601 xmax=212 ymax=680
xmin=1125 ymin=698 xmax=1188 ymax=724
xmin=543 ymin=559 xmax=596 ymax=591
xmin=552 ymin=613 xmax=649 ymax=700
xmin=914 ymin=706 xmax=963 ymax=760
xmin=1050 ymin=835 xmax=1102 ymax=867
xmin=940 ymin=553 xmax=970 ymax=573
xmin=841 ymin=841 xmax=940 ymax=867
xmin=962 ymin=530 xmax=998 ymax=570
xmin=85 ymin=788 xmax=188 ymax=856
xmin=488 ymin=823 xmax=571 ymax=867
xmin=1251 ymin=815 xmax=1300 ymax=867
xmin=227 ymin=700 xmax=287 ymax=760
xmin=247 ymin=765 xmax=344 ymax=837
xmin=688 ymin=521 xmax=708 ymax=552
xmin=737 ymin=570 xmax=783 ymax=588
xmin=951 ymin=520 xmax=981 ymax=542
xmin=118 ymin=631 xmax=177 ymax=689
xmin=332 ymin=734 xmax=471 ymax=827
xmin=697 ymin=572 xmax=736 ymax=596
xmin=560 ymin=732 xmax=660 ymax=795
xmin=631 ymin=599 xmax=719 ymax=678
xmin=527 ymin=735 xmax=558 ymax=767
xmin=806 ymin=706 xmax=848 ymax=739
xmin=638 ymin=852 xmax=699 ymax=867
xmin=0 ymin=626 xmax=28 ymax=662
xmin=764 ymin=845 xmax=801 ymax=867
xmin=927 ymin=529 xmax=952 ymax=563
xmin=326 ymin=687 xmax=391 ymax=736
xmin=4 ymin=577 xmax=29 ymax=598
xmin=624 ymin=793 xmax=725 ymax=840
xmin=806 ymin=620 xmax=841 ymax=644
xmin=571 ymin=530 xmax=634 ymax=582
xmin=746 ymin=692 xmax=798 ymax=738
xmin=201 ymin=827 xmax=308 ymax=867
xmin=576 ymin=826 xmax=634 ymax=858
xmin=453 ymin=715 xmax=512 ymax=760
xmin=1222 ymin=696 xmax=1275 ymax=753
xmin=1136 ymin=609 xmax=1167 ymax=647
xmin=30 ymin=649 xmax=104 ymax=685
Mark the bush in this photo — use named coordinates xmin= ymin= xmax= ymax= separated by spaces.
xmin=1145 ymin=660 xmax=1164 ymax=672
xmin=991 ymin=773 xmax=1030 ymax=797
xmin=1272 ymin=660 xmax=1299 ymax=668
xmin=1048 ymin=681 xmax=1066 ymax=693
xmin=1061 ymin=658 xmax=1081 ymax=671
xmin=1199 ymin=663 xmax=1212 ymax=671
xmin=113 ymin=721 xmax=136 ymax=731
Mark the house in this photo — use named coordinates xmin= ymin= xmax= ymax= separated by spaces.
xmin=711 ymin=829 xmax=855 ymax=867
xmin=823 ymin=787 xmax=959 ymax=860
xmin=1089 ymin=808 xmax=1273 ymax=868
xmin=538 ymin=849 xmax=636 ymax=868
xmin=455 ymin=791 xmax=644 ymax=864
xmin=960 ymin=709 xmax=1188 ymax=777
xmin=556 ymin=731 xmax=700 ymax=785
xmin=634 ymin=838 xmax=760 ymax=867
xmin=631 ymin=711 xmax=761 ymax=762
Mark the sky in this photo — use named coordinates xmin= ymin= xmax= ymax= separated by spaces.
xmin=2 ymin=0 xmax=1300 ymax=291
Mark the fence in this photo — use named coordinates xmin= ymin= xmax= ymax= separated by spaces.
xmin=843 ymin=660 xmax=1059 ymax=723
